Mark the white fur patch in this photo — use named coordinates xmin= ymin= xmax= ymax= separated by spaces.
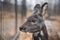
xmin=41 ymin=31 xmax=44 ymax=36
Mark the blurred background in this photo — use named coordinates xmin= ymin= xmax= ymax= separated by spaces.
xmin=0 ymin=0 xmax=60 ymax=40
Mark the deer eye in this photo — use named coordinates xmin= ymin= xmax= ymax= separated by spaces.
xmin=31 ymin=19 xmax=37 ymax=24
xmin=31 ymin=19 xmax=36 ymax=23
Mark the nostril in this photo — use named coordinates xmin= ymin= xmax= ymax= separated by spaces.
xmin=19 ymin=27 xmax=26 ymax=31
xmin=20 ymin=27 xmax=23 ymax=31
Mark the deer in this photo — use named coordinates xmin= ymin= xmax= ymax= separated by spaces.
xmin=19 ymin=2 xmax=48 ymax=40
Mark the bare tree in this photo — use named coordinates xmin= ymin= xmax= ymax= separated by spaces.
xmin=21 ymin=0 xmax=27 ymax=21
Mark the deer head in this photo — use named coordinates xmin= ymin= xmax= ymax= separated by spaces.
xmin=20 ymin=4 xmax=42 ymax=33
xmin=19 ymin=3 xmax=48 ymax=33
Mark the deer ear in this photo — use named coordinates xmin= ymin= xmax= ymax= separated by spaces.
xmin=34 ymin=4 xmax=40 ymax=10
xmin=41 ymin=2 xmax=48 ymax=11
xmin=33 ymin=4 xmax=41 ymax=15
xmin=41 ymin=2 xmax=48 ymax=16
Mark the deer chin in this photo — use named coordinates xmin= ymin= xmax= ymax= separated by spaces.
xmin=21 ymin=30 xmax=25 ymax=32
xmin=20 ymin=29 xmax=33 ymax=33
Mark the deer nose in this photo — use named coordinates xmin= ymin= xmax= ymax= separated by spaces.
xmin=19 ymin=27 xmax=26 ymax=31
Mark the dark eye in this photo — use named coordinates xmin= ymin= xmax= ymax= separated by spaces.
xmin=31 ymin=19 xmax=36 ymax=23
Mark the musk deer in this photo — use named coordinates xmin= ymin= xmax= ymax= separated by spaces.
xmin=19 ymin=2 xmax=48 ymax=40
